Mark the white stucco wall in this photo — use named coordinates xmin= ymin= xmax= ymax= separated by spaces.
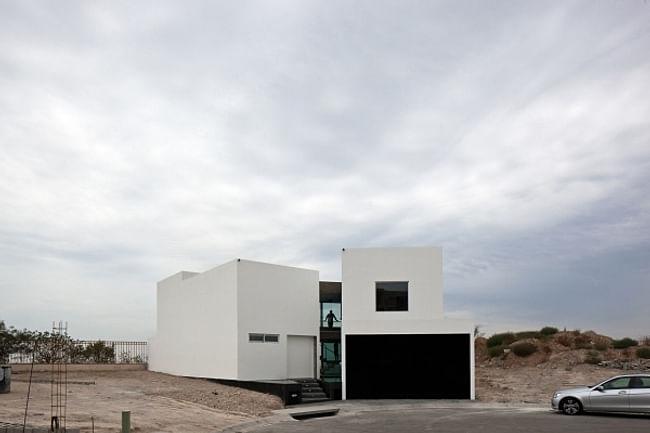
xmin=236 ymin=260 xmax=319 ymax=380
xmin=149 ymin=258 xmax=319 ymax=382
xmin=148 ymin=261 xmax=239 ymax=379
xmin=341 ymin=247 xmax=443 ymax=323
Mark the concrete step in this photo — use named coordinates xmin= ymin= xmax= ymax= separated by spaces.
xmin=301 ymin=397 xmax=330 ymax=404
xmin=302 ymin=386 xmax=326 ymax=393
xmin=302 ymin=389 xmax=327 ymax=398
xmin=292 ymin=378 xmax=330 ymax=403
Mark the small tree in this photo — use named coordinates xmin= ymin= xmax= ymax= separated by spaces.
xmin=83 ymin=341 xmax=115 ymax=363
xmin=0 ymin=324 xmax=39 ymax=363
xmin=0 ymin=321 xmax=13 ymax=363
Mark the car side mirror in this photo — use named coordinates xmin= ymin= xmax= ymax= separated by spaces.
xmin=595 ymin=386 xmax=604 ymax=392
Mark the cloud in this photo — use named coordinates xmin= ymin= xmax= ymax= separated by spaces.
xmin=1 ymin=0 xmax=649 ymax=339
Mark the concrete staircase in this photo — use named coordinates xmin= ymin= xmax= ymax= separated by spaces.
xmin=294 ymin=378 xmax=329 ymax=403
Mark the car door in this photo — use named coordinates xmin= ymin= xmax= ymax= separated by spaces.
xmin=628 ymin=376 xmax=650 ymax=412
xmin=588 ymin=377 xmax=630 ymax=411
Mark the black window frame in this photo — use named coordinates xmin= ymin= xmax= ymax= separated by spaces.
xmin=264 ymin=334 xmax=279 ymax=343
xmin=248 ymin=333 xmax=280 ymax=343
xmin=375 ymin=281 xmax=409 ymax=312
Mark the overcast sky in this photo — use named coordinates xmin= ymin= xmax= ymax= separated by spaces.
xmin=1 ymin=1 xmax=649 ymax=340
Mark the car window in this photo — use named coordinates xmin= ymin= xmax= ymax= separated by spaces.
xmin=632 ymin=377 xmax=650 ymax=388
xmin=602 ymin=377 xmax=630 ymax=389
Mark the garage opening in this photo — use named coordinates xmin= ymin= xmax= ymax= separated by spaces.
xmin=345 ymin=333 xmax=470 ymax=399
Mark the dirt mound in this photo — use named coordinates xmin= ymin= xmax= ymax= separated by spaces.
xmin=476 ymin=329 xmax=649 ymax=370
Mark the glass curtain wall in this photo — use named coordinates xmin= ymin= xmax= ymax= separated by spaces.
xmin=319 ymin=281 xmax=342 ymax=383
xmin=321 ymin=302 xmax=342 ymax=328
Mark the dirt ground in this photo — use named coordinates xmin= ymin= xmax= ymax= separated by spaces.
xmin=475 ymin=364 xmax=633 ymax=404
xmin=0 ymin=363 xmax=642 ymax=433
xmin=1 ymin=365 xmax=282 ymax=433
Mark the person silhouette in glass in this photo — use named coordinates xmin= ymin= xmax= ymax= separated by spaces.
xmin=325 ymin=310 xmax=339 ymax=328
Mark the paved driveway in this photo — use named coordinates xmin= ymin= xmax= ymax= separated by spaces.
xmin=221 ymin=401 xmax=650 ymax=433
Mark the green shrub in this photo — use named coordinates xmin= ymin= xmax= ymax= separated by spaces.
xmin=594 ymin=342 xmax=608 ymax=351
xmin=487 ymin=332 xmax=516 ymax=348
xmin=576 ymin=343 xmax=592 ymax=350
xmin=516 ymin=331 xmax=541 ymax=339
xmin=613 ymin=338 xmax=638 ymax=349
xmin=512 ymin=342 xmax=537 ymax=357
xmin=488 ymin=345 xmax=505 ymax=358
xmin=637 ymin=347 xmax=650 ymax=359
xmin=540 ymin=326 xmax=558 ymax=336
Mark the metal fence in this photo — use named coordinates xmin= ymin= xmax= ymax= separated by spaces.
xmin=77 ymin=340 xmax=148 ymax=364
xmin=8 ymin=340 xmax=148 ymax=364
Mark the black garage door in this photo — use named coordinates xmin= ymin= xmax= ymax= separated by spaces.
xmin=346 ymin=333 xmax=470 ymax=399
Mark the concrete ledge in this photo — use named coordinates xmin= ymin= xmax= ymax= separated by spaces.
xmin=0 ymin=422 xmax=80 ymax=433
xmin=10 ymin=364 xmax=146 ymax=373
xmin=12 ymin=378 xmax=95 ymax=385
xmin=208 ymin=378 xmax=302 ymax=405
xmin=289 ymin=408 xmax=339 ymax=420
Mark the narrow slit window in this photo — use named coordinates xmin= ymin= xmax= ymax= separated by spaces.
xmin=249 ymin=333 xmax=280 ymax=343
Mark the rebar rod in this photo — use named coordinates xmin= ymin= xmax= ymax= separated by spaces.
xmin=22 ymin=341 xmax=37 ymax=433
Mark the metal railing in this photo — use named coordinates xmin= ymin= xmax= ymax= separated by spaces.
xmin=8 ymin=340 xmax=148 ymax=364
xmin=77 ymin=340 xmax=148 ymax=364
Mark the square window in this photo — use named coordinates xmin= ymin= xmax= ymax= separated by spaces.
xmin=376 ymin=281 xmax=408 ymax=311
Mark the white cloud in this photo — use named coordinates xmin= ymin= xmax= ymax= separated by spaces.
xmin=1 ymin=0 xmax=649 ymax=339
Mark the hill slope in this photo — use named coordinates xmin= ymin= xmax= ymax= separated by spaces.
xmin=474 ymin=329 xmax=649 ymax=403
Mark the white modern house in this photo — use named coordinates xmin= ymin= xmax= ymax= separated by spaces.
xmin=148 ymin=259 xmax=320 ymax=381
xmin=149 ymin=247 xmax=474 ymax=401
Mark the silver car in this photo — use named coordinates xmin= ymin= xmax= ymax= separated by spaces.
xmin=552 ymin=374 xmax=650 ymax=415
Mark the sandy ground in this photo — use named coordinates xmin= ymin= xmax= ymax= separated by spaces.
xmin=0 ymin=363 xmax=640 ymax=433
xmin=1 ymin=366 xmax=282 ymax=433
xmin=475 ymin=364 xmax=632 ymax=404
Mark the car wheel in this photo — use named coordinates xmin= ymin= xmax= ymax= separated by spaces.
xmin=560 ymin=397 xmax=582 ymax=415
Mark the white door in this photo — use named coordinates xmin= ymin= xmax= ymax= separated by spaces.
xmin=287 ymin=335 xmax=315 ymax=378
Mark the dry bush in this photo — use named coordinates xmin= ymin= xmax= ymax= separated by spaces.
xmin=574 ymin=333 xmax=590 ymax=346
xmin=556 ymin=334 xmax=573 ymax=347
xmin=584 ymin=350 xmax=602 ymax=365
